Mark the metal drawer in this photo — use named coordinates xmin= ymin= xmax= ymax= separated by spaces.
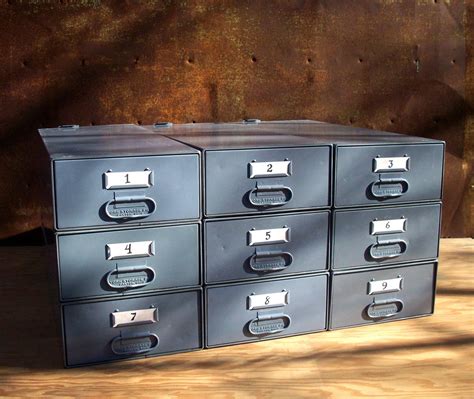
xmin=58 ymin=224 xmax=200 ymax=301
xmin=63 ymin=289 xmax=202 ymax=366
xmin=329 ymin=262 xmax=436 ymax=329
xmin=205 ymin=146 xmax=331 ymax=216
xmin=53 ymin=154 xmax=200 ymax=230
xmin=206 ymin=274 xmax=328 ymax=347
xmin=332 ymin=203 xmax=441 ymax=270
xmin=334 ymin=143 xmax=444 ymax=207
xmin=205 ymin=211 xmax=329 ymax=284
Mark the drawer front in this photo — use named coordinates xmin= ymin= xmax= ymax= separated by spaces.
xmin=63 ymin=290 xmax=202 ymax=366
xmin=334 ymin=143 xmax=444 ymax=207
xmin=206 ymin=275 xmax=327 ymax=347
xmin=54 ymin=154 xmax=200 ymax=229
xmin=205 ymin=146 xmax=330 ymax=216
xmin=205 ymin=212 xmax=329 ymax=283
xmin=58 ymin=224 xmax=200 ymax=301
xmin=332 ymin=203 xmax=440 ymax=270
xmin=330 ymin=263 xmax=436 ymax=329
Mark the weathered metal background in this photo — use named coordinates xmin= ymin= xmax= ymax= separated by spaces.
xmin=0 ymin=0 xmax=471 ymax=239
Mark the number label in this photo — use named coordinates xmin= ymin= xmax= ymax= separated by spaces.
xmin=248 ymin=160 xmax=291 ymax=178
xmin=104 ymin=170 xmax=152 ymax=189
xmin=373 ymin=156 xmax=410 ymax=172
xmin=248 ymin=291 xmax=289 ymax=310
xmin=370 ymin=218 xmax=406 ymax=235
xmin=111 ymin=308 xmax=158 ymax=328
xmin=248 ymin=227 xmax=290 ymax=246
xmin=106 ymin=240 xmax=154 ymax=260
xmin=368 ymin=277 xmax=403 ymax=295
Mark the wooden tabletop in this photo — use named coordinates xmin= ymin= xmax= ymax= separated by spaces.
xmin=0 ymin=238 xmax=472 ymax=398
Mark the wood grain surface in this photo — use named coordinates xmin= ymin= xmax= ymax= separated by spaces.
xmin=0 ymin=238 xmax=472 ymax=398
xmin=0 ymin=1 xmax=471 ymax=238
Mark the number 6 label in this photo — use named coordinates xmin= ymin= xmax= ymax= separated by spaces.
xmin=370 ymin=218 xmax=407 ymax=235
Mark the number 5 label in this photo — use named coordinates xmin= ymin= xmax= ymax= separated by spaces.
xmin=248 ymin=227 xmax=290 ymax=246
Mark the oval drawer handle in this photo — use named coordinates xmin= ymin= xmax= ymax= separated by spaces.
xmin=111 ymin=332 xmax=159 ymax=355
xmin=249 ymin=250 xmax=293 ymax=272
xmin=370 ymin=177 xmax=409 ymax=198
xmin=106 ymin=265 xmax=156 ymax=290
xmin=248 ymin=184 xmax=293 ymax=208
xmin=366 ymin=299 xmax=404 ymax=319
xmin=248 ymin=312 xmax=291 ymax=335
xmin=369 ymin=239 xmax=407 ymax=259
xmin=105 ymin=195 xmax=157 ymax=220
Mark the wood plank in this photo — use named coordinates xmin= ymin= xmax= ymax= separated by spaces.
xmin=0 ymin=239 xmax=472 ymax=398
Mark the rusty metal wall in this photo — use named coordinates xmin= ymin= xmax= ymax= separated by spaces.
xmin=0 ymin=0 xmax=471 ymax=239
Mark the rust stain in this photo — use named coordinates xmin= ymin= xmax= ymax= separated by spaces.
xmin=0 ymin=0 xmax=470 ymax=238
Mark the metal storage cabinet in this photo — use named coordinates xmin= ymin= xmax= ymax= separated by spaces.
xmin=144 ymin=125 xmax=331 ymax=216
xmin=36 ymin=120 xmax=443 ymax=366
xmin=39 ymin=124 xmax=201 ymax=230
xmin=63 ymin=289 xmax=203 ymax=366
xmin=57 ymin=223 xmax=200 ymax=301
xmin=329 ymin=262 xmax=437 ymax=329
xmin=206 ymin=274 xmax=328 ymax=347
xmin=332 ymin=203 xmax=441 ymax=269
xmin=205 ymin=211 xmax=329 ymax=283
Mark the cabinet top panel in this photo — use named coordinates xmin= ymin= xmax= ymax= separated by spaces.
xmin=144 ymin=120 xmax=442 ymax=150
xmin=39 ymin=124 xmax=199 ymax=160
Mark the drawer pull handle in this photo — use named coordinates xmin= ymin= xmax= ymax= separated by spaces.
xmin=249 ymin=250 xmax=293 ymax=272
xmin=105 ymin=195 xmax=156 ymax=220
xmin=106 ymin=266 xmax=156 ymax=290
xmin=366 ymin=299 xmax=404 ymax=319
xmin=370 ymin=178 xmax=409 ymax=198
xmin=111 ymin=332 xmax=159 ymax=355
xmin=369 ymin=239 xmax=407 ymax=259
xmin=248 ymin=312 xmax=291 ymax=335
xmin=248 ymin=184 xmax=293 ymax=208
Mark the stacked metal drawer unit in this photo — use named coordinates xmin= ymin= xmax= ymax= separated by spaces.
xmin=39 ymin=124 xmax=203 ymax=367
xmin=148 ymin=124 xmax=332 ymax=348
xmin=245 ymin=120 xmax=444 ymax=329
xmin=39 ymin=120 xmax=443 ymax=366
